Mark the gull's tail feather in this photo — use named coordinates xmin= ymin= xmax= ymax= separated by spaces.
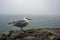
xmin=8 ymin=22 xmax=11 ymax=25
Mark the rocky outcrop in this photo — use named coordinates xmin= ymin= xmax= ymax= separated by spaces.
xmin=0 ymin=28 xmax=60 ymax=40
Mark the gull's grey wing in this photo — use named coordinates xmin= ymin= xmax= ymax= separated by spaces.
xmin=14 ymin=20 xmax=29 ymax=27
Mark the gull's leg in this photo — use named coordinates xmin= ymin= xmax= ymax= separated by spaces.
xmin=21 ymin=27 xmax=23 ymax=30
xmin=20 ymin=27 xmax=23 ymax=33
xmin=20 ymin=27 xmax=25 ymax=34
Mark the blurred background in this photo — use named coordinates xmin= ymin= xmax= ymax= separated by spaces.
xmin=0 ymin=0 xmax=60 ymax=32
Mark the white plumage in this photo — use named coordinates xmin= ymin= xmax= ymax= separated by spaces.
xmin=8 ymin=17 xmax=31 ymax=30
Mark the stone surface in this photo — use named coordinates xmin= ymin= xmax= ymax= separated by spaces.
xmin=0 ymin=28 xmax=60 ymax=40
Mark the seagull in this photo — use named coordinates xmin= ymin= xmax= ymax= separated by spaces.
xmin=8 ymin=17 xmax=31 ymax=30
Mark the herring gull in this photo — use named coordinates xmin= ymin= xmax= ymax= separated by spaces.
xmin=8 ymin=17 xmax=31 ymax=30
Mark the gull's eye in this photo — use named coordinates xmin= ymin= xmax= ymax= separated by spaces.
xmin=26 ymin=18 xmax=28 ymax=19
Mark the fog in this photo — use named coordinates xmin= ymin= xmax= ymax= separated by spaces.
xmin=0 ymin=0 xmax=60 ymax=16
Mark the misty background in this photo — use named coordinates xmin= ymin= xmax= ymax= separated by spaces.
xmin=0 ymin=0 xmax=60 ymax=32
xmin=0 ymin=0 xmax=60 ymax=16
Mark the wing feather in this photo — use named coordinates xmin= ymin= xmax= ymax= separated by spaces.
xmin=14 ymin=20 xmax=29 ymax=27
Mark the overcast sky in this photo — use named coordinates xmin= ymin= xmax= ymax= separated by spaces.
xmin=0 ymin=0 xmax=60 ymax=16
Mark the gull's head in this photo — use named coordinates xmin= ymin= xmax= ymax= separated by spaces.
xmin=24 ymin=17 xmax=31 ymax=21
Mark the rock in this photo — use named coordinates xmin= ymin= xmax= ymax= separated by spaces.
xmin=23 ymin=36 xmax=35 ymax=40
xmin=0 ymin=28 xmax=60 ymax=40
